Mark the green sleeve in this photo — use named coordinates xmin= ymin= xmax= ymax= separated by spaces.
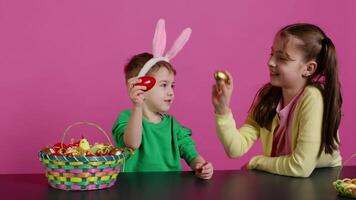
xmin=112 ymin=110 xmax=131 ymax=148
xmin=173 ymin=118 xmax=199 ymax=165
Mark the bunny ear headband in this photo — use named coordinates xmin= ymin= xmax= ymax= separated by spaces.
xmin=137 ymin=19 xmax=192 ymax=77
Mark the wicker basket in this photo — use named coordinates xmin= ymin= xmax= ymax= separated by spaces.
xmin=333 ymin=154 xmax=356 ymax=198
xmin=38 ymin=122 xmax=128 ymax=191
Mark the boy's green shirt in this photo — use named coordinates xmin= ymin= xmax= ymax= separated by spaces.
xmin=112 ymin=110 xmax=199 ymax=172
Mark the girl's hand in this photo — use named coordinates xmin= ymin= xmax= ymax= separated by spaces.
xmin=194 ymin=161 xmax=214 ymax=180
xmin=127 ymin=77 xmax=147 ymax=106
xmin=240 ymin=162 xmax=249 ymax=170
xmin=211 ymin=70 xmax=234 ymax=115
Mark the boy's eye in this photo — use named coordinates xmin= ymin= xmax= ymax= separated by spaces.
xmin=171 ymin=84 xmax=175 ymax=89
xmin=160 ymin=83 xmax=167 ymax=87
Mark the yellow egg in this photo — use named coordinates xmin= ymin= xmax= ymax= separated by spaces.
xmin=79 ymin=138 xmax=90 ymax=151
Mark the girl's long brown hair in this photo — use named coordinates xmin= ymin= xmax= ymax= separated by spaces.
xmin=250 ymin=24 xmax=342 ymax=157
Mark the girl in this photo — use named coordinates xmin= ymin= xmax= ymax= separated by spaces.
xmin=212 ymin=23 xmax=342 ymax=177
xmin=113 ymin=19 xmax=213 ymax=179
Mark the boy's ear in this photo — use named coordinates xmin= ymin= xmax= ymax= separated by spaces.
xmin=303 ymin=61 xmax=317 ymax=77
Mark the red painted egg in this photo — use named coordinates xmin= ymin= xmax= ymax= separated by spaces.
xmin=134 ymin=76 xmax=156 ymax=91
xmin=52 ymin=143 xmax=67 ymax=151
xmin=67 ymin=141 xmax=79 ymax=148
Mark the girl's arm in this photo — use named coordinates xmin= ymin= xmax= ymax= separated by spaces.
xmin=215 ymin=112 xmax=260 ymax=158
xmin=212 ymin=70 xmax=260 ymax=158
xmin=247 ymin=87 xmax=324 ymax=177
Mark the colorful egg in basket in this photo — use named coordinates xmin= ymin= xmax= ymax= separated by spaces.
xmin=38 ymin=122 xmax=132 ymax=191
xmin=333 ymin=178 xmax=356 ymax=198
xmin=333 ymin=154 xmax=356 ymax=198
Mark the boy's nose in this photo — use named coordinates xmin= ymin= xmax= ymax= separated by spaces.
xmin=167 ymin=89 xmax=174 ymax=96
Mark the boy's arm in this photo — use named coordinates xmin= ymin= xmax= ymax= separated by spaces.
xmin=123 ymin=106 xmax=143 ymax=149
xmin=123 ymin=77 xmax=146 ymax=149
xmin=176 ymin=124 xmax=199 ymax=165
xmin=173 ymin=117 xmax=213 ymax=179
xmin=190 ymin=155 xmax=214 ymax=179
xmin=189 ymin=155 xmax=205 ymax=169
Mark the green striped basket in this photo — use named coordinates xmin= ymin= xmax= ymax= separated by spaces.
xmin=333 ymin=154 xmax=356 ymax=198
xmin=38 ymin=122 xmax=128 ymax=191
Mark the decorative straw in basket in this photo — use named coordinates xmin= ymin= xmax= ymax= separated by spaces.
xmin=333 ymin=154 xmax=356 ymax=198
xmin=38 ymin=122 xmax=128 ymax=191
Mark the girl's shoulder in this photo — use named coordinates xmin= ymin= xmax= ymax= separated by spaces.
xmin=302 ymin=85 xmax=323 ymax=99
xmin=298 ymin=85 xmax=324 ymax=108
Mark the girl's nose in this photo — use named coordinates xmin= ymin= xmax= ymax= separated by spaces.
xmin=267 ymin=56 xmax=276 ymax=69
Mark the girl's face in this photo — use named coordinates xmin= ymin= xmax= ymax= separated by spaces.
xmin=267 ymin=34 xmax=309 ymax=90
xmin=144 ymin=67 xmax=175 ymax=113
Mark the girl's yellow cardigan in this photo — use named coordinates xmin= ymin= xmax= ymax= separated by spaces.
xmin=215 ymin=86 xmax=341 ymax=177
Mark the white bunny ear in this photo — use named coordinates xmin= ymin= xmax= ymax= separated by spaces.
xmin=152 ymin=19 xmax=167 ymax=58
xmin=165 ymin=27 xmax=192 ymax=60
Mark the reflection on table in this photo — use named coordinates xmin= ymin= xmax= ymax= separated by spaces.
xmin=1 ymin=166 xmax=355 ymax=200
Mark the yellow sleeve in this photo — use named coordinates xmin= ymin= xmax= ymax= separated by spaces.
xmin=248 ymin=88 xmax=323 ymax=177
xmin=215 ymin=111 xmax=260 ymax=158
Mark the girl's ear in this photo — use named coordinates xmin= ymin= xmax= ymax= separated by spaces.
xmin=303 ymin=61 xmax=317 ymax=77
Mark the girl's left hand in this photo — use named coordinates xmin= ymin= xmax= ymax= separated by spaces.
xmin=211 ymin=70 xmax=234 ymax=115
xmin=241 ymin=162 xmax=249 ymax=170
xmin=194 ymin=161 xmax=214 ymax=180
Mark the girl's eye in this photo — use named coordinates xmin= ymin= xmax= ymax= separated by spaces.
xmin=171 ymin=84 xmax=175 ymax=89
xmin=160 ymin=84 xmax=167 ymax=87
xmin=276 ymin=55 xmax=288 ymax=62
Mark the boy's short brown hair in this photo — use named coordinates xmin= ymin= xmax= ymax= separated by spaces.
xmin=124 ymin=53 xmax=176 ymax=82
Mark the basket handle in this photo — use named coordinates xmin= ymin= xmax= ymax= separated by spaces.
xmin=337 ymin=153 xmax=356 ymax=179
xmin=61 ymin=121 xmax=113 ymax=145
xmin=343 ymin=154 xmax=356 ymax=166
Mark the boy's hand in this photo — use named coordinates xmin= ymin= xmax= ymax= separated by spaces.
xmin=194 ymin=161 xmax=214 ymax=180
xmin=127 ymin=77 xmax=147 ymax=106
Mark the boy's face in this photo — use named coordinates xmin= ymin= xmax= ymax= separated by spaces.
xmin=144 ymin=67 xmax=175 ymax=113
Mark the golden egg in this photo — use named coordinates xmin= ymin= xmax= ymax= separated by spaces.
xmin=110 ymin=148 xmax=122 ymax=156
xmin=42 ymin=147 xmax=55 ymax=155
xmin=214 ymin=71 xmax=229 ymax=83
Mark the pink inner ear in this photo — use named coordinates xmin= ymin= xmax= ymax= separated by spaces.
xmin=165 ymin=28 xmax=192 ymax=60
xmin=152 ymin=19 xmax=167 ymax=58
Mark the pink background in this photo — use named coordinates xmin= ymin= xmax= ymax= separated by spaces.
xmin=1 ymin=0 xmax=355 ymax=174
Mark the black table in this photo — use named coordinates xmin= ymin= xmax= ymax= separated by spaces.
xmin=0 ymin=166 xmax=355 ymax=200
